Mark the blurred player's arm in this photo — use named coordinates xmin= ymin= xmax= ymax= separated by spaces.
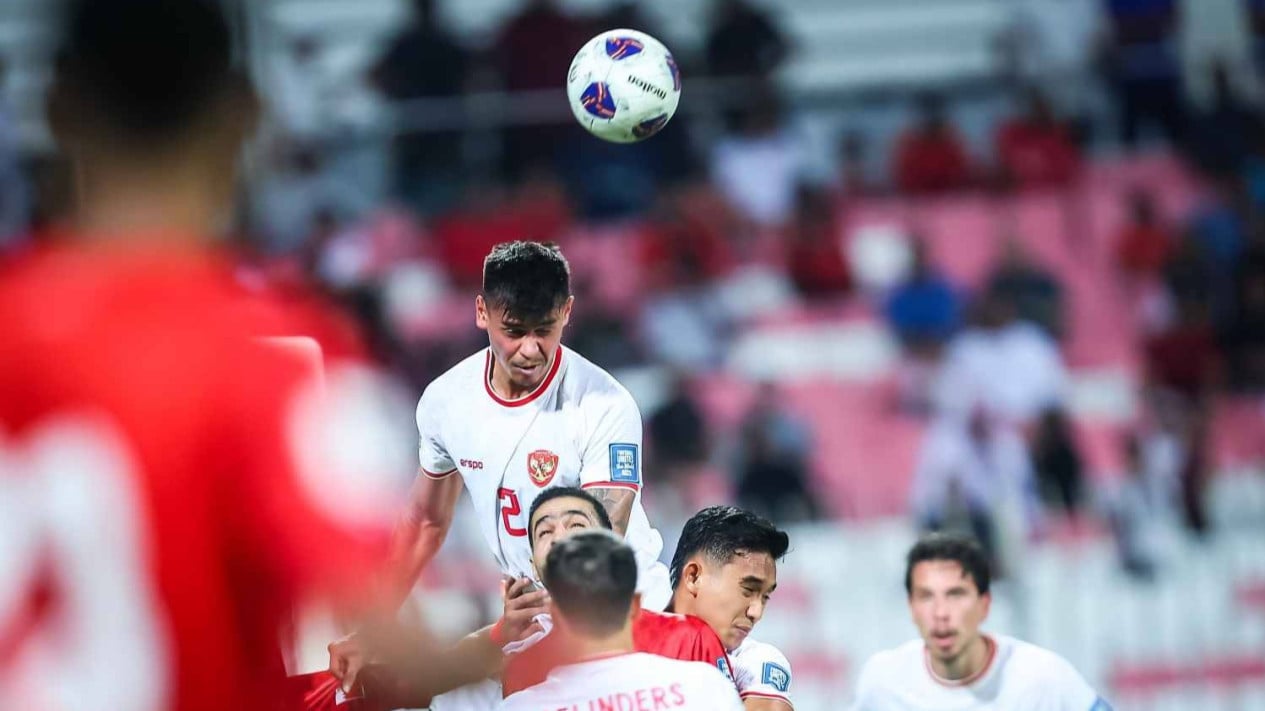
xmin=579 ymin=387 xmax=644 ymax=536
xmin=745 ymin=697 xmax=793 ymax=710
xmin=385 ymin=471 xmax=463 ymax=607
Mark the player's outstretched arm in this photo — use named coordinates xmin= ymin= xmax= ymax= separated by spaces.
xmin=386 ymin=472 xmax=463 ymax=608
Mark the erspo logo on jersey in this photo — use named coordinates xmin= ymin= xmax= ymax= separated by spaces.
xmin=762 ymin=662 xmax=790 ymax=693
xmin=609 ymin=443 xmax=639 ymax=484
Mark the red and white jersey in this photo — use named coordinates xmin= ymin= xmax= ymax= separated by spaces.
xmin=851 ymin=635 xmax=1110 ymax=711
xmin=499 ymin=652 xmax=744 ymax=711
xmin=502 ymin=609 xmax=732 ymax=697
xmin=416 ymin=346 xmax=667 ymax=605
xmin=730 ymin=636 xmax=794 ymax=707
xmin=0 ymin=246 xmax=398 ymax=711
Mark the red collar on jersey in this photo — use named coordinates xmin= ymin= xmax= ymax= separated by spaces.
xmin=923 ymin=634 xmax=997 ymax=688
xmin=484 ymin=347 xmax=564 ymax=407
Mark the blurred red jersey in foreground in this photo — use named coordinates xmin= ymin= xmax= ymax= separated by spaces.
xmin=0 ymin=244 xmax=396 ymax=711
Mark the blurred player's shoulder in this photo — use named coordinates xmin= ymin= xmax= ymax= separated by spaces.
xmin=417 ymin=348 xmax=489 ymax=403
xmin=995 ymin=634 xmax=1099 ymax=699
xmin=555 ymin=346 xmax=639 ymax=411
xmin=854 ymin=638 xmax=924 ymax=688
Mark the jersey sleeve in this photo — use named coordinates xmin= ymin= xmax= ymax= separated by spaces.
xmin=1015 ymin=659 xmax=1108 ymax=711
xmin=415 ymin=384 xmax=456 ymax=480
xmin=847 ymin=656 xmax=881 ymax=711
xmin=578 ymin=386 xmax=644 ymax=492
xmin=697 ymin=664 xmax=746 ymax=711
xmin=735 ymin=644 xmax=793 ymax=707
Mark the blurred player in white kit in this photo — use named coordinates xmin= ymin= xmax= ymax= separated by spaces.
xmin=850 ymin=533 xmax=1112 ymax=711
xmin=668 ymin=507 xmax=795 ymax=710
xmin=500 ymin=530 xmax=743 ymax=711
xmin=330 ymin=241 xmax=669 ymax=706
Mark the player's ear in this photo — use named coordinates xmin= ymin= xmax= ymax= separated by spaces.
xmin=683 ymin=561 xmax=703 ymax=595
xmin=980 ymin=592 xmax=992 ymax=620
xmin=560 ymin=296 xmax=574 ymax=326
xmin=475 ymin=295 xmax=489 ymax=330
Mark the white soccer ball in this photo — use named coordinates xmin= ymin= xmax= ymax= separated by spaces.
xmin=566 ymin=29 xmax=681 ymax=144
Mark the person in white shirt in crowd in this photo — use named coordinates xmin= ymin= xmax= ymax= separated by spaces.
xmin=668 ymin=506 xmax=795 ymax=710
xmin=501 ymin=530 xmax=744 ymax=711
xmin=851 ymin=533 xmax=1111 ymax=711
xmin=330 ymin=241 xmax=669 ymax=706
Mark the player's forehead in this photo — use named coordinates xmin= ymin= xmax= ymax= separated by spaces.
xmin=911 ymin=559 xmax=978 ymax=592
xmin=530 ymin=495 xmax=601 ymax=529
xmin=490 ymin=304 xmax=566 ymax=328
xmin=708 ymin=549 xmax=778 ymax=585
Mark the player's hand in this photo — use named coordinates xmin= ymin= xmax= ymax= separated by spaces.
xmin=328 ymin=632 xmax=368 ymax=694
xmin=497 ymin=576 xmax=551 ymax=646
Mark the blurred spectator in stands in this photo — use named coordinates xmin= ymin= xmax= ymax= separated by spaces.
xmin=1031 ymin=407 xmax=1084 ymax=515
xmin=1178 ymin=0 xmax=1259 ymax=111
xmin=1185 ymin=177 xmax=1248 ymax=292
xmin=0 ymin=56 xmax=27 ymax=242
xmin=995 ymin=87 xmax=1082 ymax=189
xmin=836 ymin=130 xmax=878 ymax=196
xmin=1004 ymin=0 xmax=1104 ymax=103
xmin=648 ymin=374 xmax=712 ymax=483
xmin=704 ymin=0 xmax=789 ymax=79
xmin=911 ymin=406 xmax=1040 ymax=577
xmin=986 ymin=238 xmax=1065 ymax=338
xmin=886 ymin=237 xmax=963 ymax=413
xmin=1220 ymin=247 xmax=1265 ymax=391
xmin=1183 ymin=61 xmax=1261 ymax=180
xmin=894 ymin=93 xmax=972 ymax=194
xmin=786 ymin=184 xmax=851 ymax=300
xmin=733 ymin=383 xmax=818 ymax=523
xmin=639 ymin=188 xmax=734 ymax=292
xmin=710 ymin=86 xmax=803 ymax=228
xmin=1144 ymin=278 xmax=1220 ymax=534
xmin=1100 ymin=0 xmax=1183 ymax=146
xmin=372 ymin=0 xmax=469 ymax=212
xmin=494 ymin=0 xmax=587 ymax=177
xmin=1108 ymin=434 xmax=1165 ymax=581
xmin=934 ymin=289 xmax=1067 ymax=427
xmin=1114 ymin=188 xmax=1175 ymax=278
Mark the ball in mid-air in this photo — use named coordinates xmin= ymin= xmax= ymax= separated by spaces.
xmin=566 ymin=29 xmax=681 ymax=144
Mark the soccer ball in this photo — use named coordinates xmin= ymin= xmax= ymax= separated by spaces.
xmin=566 ymin=29 xmax=681 ymax=144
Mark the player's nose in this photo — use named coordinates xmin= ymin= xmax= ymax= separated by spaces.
xmin=747 ymin=598 xmax=767 ymax=623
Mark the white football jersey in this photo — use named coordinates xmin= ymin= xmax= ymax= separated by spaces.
xmin=730 ymin=637 xmax=794 ymax=707
xmin=416 ymin=346 xmax=669 ymax=606
xmin=851 ymin=635 xmax=1111 ymax=711
xmin=499 ymin=652 xmax=744 ymax=711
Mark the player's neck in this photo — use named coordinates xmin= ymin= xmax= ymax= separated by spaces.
xmin=488 ymin=351 xmax=555 ymax=401
xmin=928 ymin=634 xmax=993 ymax=683
xmin=72 ymin=155 xmax=231 ymax=244
xmin=570 ymin=625 xmax=635 ymax=662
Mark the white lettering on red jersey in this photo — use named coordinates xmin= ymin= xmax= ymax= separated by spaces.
xmin=416 ymin=346 xmax=668 ymax=606
xmin=499 ymin=652 xmax=744 ymax=711
xmin=851 ymin=634 xmax=1110 ymax=711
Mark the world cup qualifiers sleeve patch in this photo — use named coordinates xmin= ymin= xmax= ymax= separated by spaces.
xmin=609 ymin=443 xmax=640 ymax=484
xmin=762 ymin=662 xmax=791 ymax=693
xmin=717 ymin=657 xmax=732 ymax=678
xmin=1090 ymin=699 xmax=1114 ymax=711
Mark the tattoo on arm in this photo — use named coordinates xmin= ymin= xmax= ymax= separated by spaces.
xmin=592 ymin=487 xmax=635 ymax=536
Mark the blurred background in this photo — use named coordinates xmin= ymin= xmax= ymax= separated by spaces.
xmin=3 ymin=0 xmax=1265 ymax=709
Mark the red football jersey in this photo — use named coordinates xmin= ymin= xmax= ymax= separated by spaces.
xmin=0 ymin=246 xmax=393 ymax=711
xmin=501 ymin=609 xmax=733 ymax=697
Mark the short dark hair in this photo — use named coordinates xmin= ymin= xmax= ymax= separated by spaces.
xmin=528 ymin=486 xmax=613 ymax=535
xmin=482 ymin=241 xmax=571 ymax=323
xmin=904 ymin=533 xmax=991 ymax=596
xmin=543 ymin=530 xmax=638 ymax=637
xmin=669 ymin=506 xmax=790 ymax=589
xmin=53 ymin=0 xmax=245 ymax=144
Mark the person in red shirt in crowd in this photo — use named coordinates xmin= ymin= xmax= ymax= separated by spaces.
xmin=994 ymin=88 xmax=1082 ymax=189
xmin=893 ymin=93 xmax=973 ymax=194
xmin=0 ymin=2 xmax=441 ymax=709
xmin=786 ymin=184 xmax=851 ymax=300
xmin=316 ymin=487 xmax=731 ymax=709
xmin=1114 ymin=188 xmax=1174 ymax=277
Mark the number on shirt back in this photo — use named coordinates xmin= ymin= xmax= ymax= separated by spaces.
xmin=0 ymin=415 xmax=167 ymax=711
xmin=498 ymin=487 xmax=528 ymax=537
